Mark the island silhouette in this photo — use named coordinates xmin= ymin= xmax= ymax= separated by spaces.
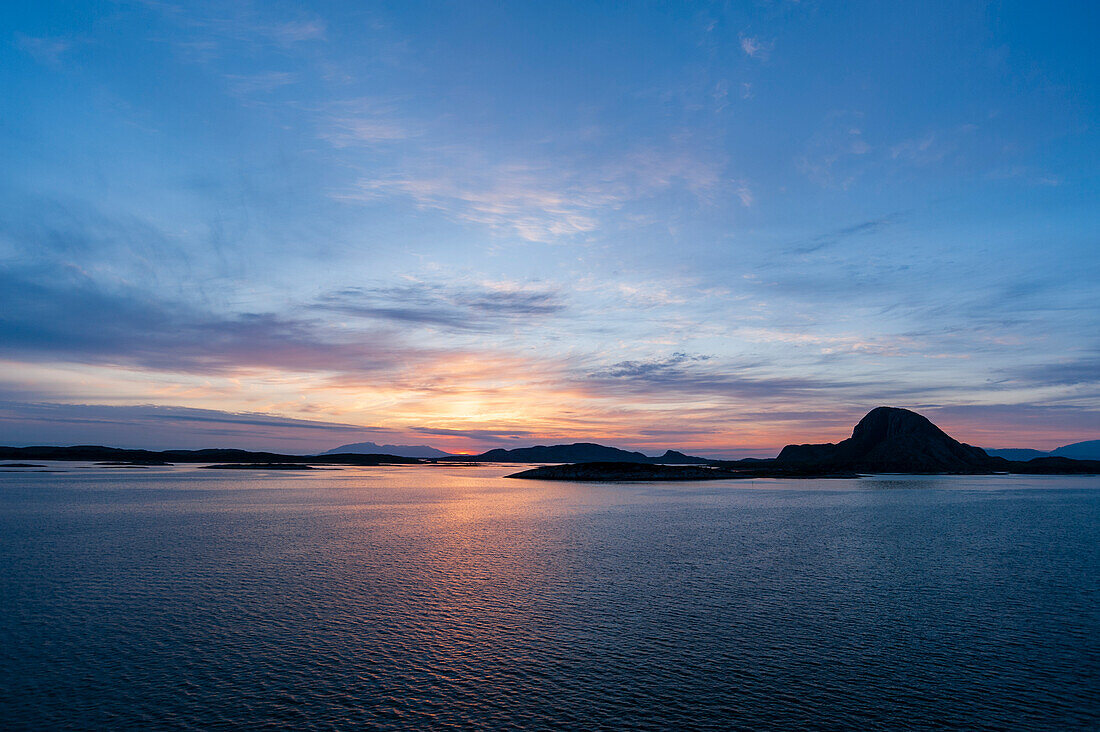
xmin=507 ymin=407 xmax=1100 ymax=481
xmin=2 ymin=407 xmax=1098 ymax=479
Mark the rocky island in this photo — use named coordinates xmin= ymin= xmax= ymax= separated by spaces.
xmin=509 ymin=407 xmax=1100 ymax=481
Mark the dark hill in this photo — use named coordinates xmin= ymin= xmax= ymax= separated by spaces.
xmin=776 ymin=407 xmax=998 ymax=473
xmin=518 ymin=408 xmax=1099 ymax=481
xmin=323 ymin=441 xmax=452 ymax=458
xmin=1004 ymin=456 xmax=1100 ymax=474
xmin=467 ymin=442 xmax=709 ymax=464
xmin=984 ymin=447 xmax=1048 ymax=461
xmin=508 ymin=462 xmax=737 ymax=481
xmin=985 ymin=439 xmax=1100 ymax=462
xmin=508 ymin=462 xmax=861 ymax=481
xmin=0 ymin=445 xmax=422 ymax=466
xmin=1051 ymin=440 xmax=1100 ymax=460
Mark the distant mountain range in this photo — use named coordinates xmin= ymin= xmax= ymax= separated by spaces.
xmin=0 ymin=446 xmax=421 ymax=466
xmin=464 ymin=443 xmax=710 ymax=464
xmin=984 ymin=440 xmax=1100 ymax=462
xmin=5 ymin=412 xmax=1098 ymax=477
xmin=322 ymin=440 xmax=713 ymax=463
xmin=513 ymin=407 xmax=1100 ymax=480
xmin=324 ymin=441 xmax=453 ymax=458
xmin=316 ymin=435 xmax=1100 ymax=465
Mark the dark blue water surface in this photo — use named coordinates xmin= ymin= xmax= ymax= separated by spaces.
xmin=1 ymin=464 xmax=1098 ymax=730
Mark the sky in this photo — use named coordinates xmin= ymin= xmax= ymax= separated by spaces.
xmin=1 ymin=1 xmax=1097 ymax=456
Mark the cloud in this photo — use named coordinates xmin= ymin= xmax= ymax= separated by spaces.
xmin=266 ymin=19 xmax=326 ymax=44
xmin=14 ymin=34 xmax=71 ymax=66
xmin=798 ymin=111 xmax=873 ymax=189
xmin=191 ymin=11 xmax=327 ymax=47
xmin=736 ymin=183 xmax=754 ymax=207
xmin=0 ymin=267 xmax=428 ymax=377
xmin=313 ymin=281 xmax=566 ymax=331
xmin=590 ymin=352 xmax=712 ymax=379
xmin=0 ymin=193 xmax=200 ymax=285
xmin=920 ymin=403 xmax=1100 ymax=449
xmin=224 ymin=71 xmax=299 ymax=95
xmin=409 ymin=426 xmax=536 ymax=440
xmin=0 ymin=401 xmax=365 ymax=432
xmin=337 ymin=164 xmax=603 ymax=242
xmin=739 ymin=35 xmax=772 ymax=60
xmin=1004 ymin=355 xmax=1100 ymax=389
xmin=336 ymin=145 xmax=727 ymax=242
xmin=142 ymin=3 xmax=327 ymax=61
xmin=889 ymin=133 xmax=947 ymax=166
xmin=787 ymin=214 xmax=902 ymax=255
xmin=317 ymin=99 xmax=420 ymax=146
xmin=583 ymin=352 xmax=867 ymax=401
xmin=0 ymin=401 xmax=380 ymax=451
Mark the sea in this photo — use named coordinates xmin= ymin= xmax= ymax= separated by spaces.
xmin=1 ymin=463 xmax=1097 ymax=730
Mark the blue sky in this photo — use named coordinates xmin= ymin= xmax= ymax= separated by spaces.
xmin=0 ymin=1 xmax=1097 ymax=455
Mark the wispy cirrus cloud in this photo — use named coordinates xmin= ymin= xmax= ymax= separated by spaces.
xmin=739 ymin=34 xmax=772 ymax=60
xmin=0 ymin=401 xmax=378 ymax=451
xmin=317 ymin=99 xmax=421 ymax=146
xmin=313 ymin=281 xmax=566 ymax=331
xmin=409 ymin=426 xmax=537 ymax=440
xmin=590 ymin=352 xmax=714 ymax=379
xmin=14 ymin=33 xmax=72 ymax=67
xmin=263 ymin=19 xmax=326 ymax=45
xmin=334 ymin=145 xmax=731 ymax=241
xmin=0 ymin=401 xmax=366 ymax=432
xmin=0 ymin=267 xmax=426 ymax=376
xmin=582 ymin=352 xmax=868 ymax=400
xmin=1002 ymin=354 xmax=1100 ymax=389
xmin=889 ymin=124 xmax=978 ymax=167
xmin=223 ymin=71 xmax=299 ymax=95
xmin=786 ymin=214 xmax=903 ymax=255
xmin=920 ymin=403 xmax=1100 ymax=450
xmin=153 ymin=3 xmax=326 ymax=47
xmin=798 ymin=111 xmax=873 ymax=189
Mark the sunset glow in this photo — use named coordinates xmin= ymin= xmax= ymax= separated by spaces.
xmin=1 ymin=2 xmax=1097 ymax=455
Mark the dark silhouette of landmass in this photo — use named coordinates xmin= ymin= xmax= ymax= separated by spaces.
xmin=770 ymin=408 xmax=1100 ymax=474
xmin=456 ymin=443 xmax=711 ymax=464
xmin=773 ymin=406 xmax=996 ymax=473
xmin=4 ymin=407 xmax=1098 ymax=478
xmin=201 ymin=463 xmax=323 ymax=470
xmin=0 ymin=446 xmax=422 ymax=466
xmin=508 ymin=462 xmax=860 ymax=481
xmin=983 ymin=447 xmax=1048 ymax=460
xmin=509 ymin=463 xmax=734 ymax=481
xmin=324 ymin=441 xmax=453 ymax=458
xmin=998 ymin=456 xmax=1100 ymax=474
xmin=510 ymin=407 xmax=1100 ymax=481
xmin=1052 ymin=440 xmax=1100 ymax=460
xmin=986 ymin=439 xmax=1100 ymax=461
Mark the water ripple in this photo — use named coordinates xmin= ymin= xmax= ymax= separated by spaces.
xmin=0 ymin=467 xmax=1098 ymax=729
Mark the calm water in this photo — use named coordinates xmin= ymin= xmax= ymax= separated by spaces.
xmin=1 ymin=464 xmax=1098 ymax=730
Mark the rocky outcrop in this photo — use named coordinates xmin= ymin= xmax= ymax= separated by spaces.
xmin=776 ymin=406 xmax=999 ymax=473
xmin=471 ymin=443 xmax=709 ymax=464
xmin=508 ymin=462 xmax=739 ymax=481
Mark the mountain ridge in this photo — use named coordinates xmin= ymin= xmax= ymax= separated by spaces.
xmin=458 ymin=442 xmax=711 ymax=464
xmin=0 ymin=445 xmax=422 ymax=466
xmin=6 ymin=410 xmax=1099 ymax=475
xmin=985 ymin=439 xmax=1100 ymax=462
xmin=324 ymin=441 xmax=453 ymax=458
xmin=511 ymin=407 xmax=1100 ymax=480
